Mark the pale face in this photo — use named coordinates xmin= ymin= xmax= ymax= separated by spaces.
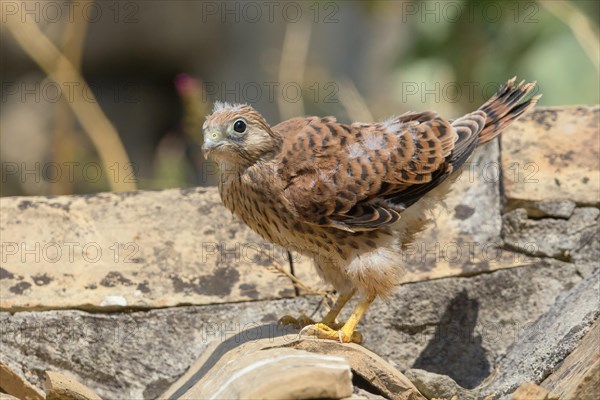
xmin=202 ymin=103 xmax=275 ymax=165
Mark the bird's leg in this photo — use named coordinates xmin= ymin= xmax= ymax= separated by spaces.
xmin=319 ymin=290 xmax=355 ymax=329
xmin=278 ymin=290 xmax=355 ymax=330
xmin=305 ymin=295 xmax=375 ymax=344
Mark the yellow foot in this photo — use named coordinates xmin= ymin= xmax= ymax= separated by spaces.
xmin=278 ymin=315 xmax=344 ymax=330
xmin=278 ymin=314 xmax=316 ymax=329
xmin=301 ymin=323 xmax=362 ymax=344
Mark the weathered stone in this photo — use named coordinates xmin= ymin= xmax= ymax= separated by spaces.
xmin=541 ymin=319 xmax=600 ymax=400
xmin=0 ymin=297 xmax=318 ymax=399
xmin=289 ymin=340 xmax=425 ymax=400
xmin=45 ymin=371 xmax=102 ymax=400
xmin=569 ymin=212 xmax=600 ymax=266
xmin=0 ymin=188 xmax=296 ymax=311
xmin=565 ymin=362 xmax=600 ymax=400
xmin=0 ymin=259 xmax=592 ymax=399
xmin=502 ymin=207 xmax=599 ymax=261
xmin=501 ymin=106 xmax=600 ymax=209
xmin=509 ymin=382 xmax=558 ymax=400
xmin=158 ymin=327 xmax=355 ymax=399
xmin=400 ymin=268 xmax=598 ymax=399
xmin=0 ymin=362 xmax=44 ymax=400
xmin=521 ymin=200 xmax=576 ymax=219
xmin=0 ymin=394 xmax=20 ymax=400
xmin=350 ymin=387 xmax=389 ymax=400
xmin=404 ymin=369 xmax=478 ymax=400
xmin=479 ymin=269 xmax=599 ymax=397
xmin=169 ymin=345 xmax=353 ymax=399
xmin=160 ymin=325 xmax=420 ymax=400
xmin=360 ymin=259 xmax=585 ymax=389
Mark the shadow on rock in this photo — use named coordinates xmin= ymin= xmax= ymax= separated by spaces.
xmin=412 ymin=289 xmax=490 ymax=388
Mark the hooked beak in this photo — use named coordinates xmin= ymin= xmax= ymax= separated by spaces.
xmin=202 ymin=129 xmax=224 ymax=154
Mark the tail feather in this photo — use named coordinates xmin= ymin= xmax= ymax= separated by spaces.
xmin=478 ymin=77 xmax=542 ymax=143
xmin=381 ymin=77 xmax=539 ymax=212
xmin=447 ymin=76 xmax=540 ymax=173
xmin=451 ymin=110 xmax=486 ymax=156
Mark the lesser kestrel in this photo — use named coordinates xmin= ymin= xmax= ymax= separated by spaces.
xmin=202 ymin=77 xmax=540 ymax=343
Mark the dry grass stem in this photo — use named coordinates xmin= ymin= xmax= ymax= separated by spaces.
xmin=255 ymin=247 xmax=329 ymax=298
xmin=277 ymin=21 xmax=312 ymax=120
xmin=5 ymin=13 xmax=136 ymax=192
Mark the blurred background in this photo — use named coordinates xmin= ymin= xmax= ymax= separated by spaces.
xmin=1 ymin=0 xmax=598 ymax=197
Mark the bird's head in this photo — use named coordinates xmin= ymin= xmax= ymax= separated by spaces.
xmin=202 ymin=102 xmax=279 ymax=166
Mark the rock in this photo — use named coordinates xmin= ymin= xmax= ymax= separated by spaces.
xmin=404 ymin=369 xmax=478 ymax=400
xmin=350 ymin=387 xmax=390 ymax=400
xmin=478 ymin=269 xmax=599 ymax=397
xmin=160 ymin=324 xmax=420 ymax=399
xmin=502 ymin=207 xmax=599 ymax=261
xmin=521 ymin=200 xmax=576 ymax=219
xmin=45 ymin=371 xmax=102 ymax=400
xmin=541 ymin=319 xmax=600 ymax=400
xmin=1 ymin=165 xmax=597 ymax=399
xmin=1 ymin=259 xmax=594 ymax=398
xmin=0 ymin=188 xmax=297 ymax=311
xmin=170 ymin=346 xmax=353 ymax=399
xmin=0 ymin=362 xmax=44 ymax=400
xmin=289 ymin=340 xmax=425 ymax=400
xmin=400 ymin=269 xmax=598 ymax=400
xmin=509 ymin=382 xmax=558 ymax=400
xmin=565 ymin=362 xmax=600 ymax=400
xmin=0 ymin=297 xmax=317 ymax=399
xmin=501 ymin=106 xmax=600 ymax=209
xmin=362 ymin=259 xmax=584 ymax=389
xmin=0 ymin=394 xmax=20 ymax=400
xmin=570 ymin=217 xmax=600 ymax=266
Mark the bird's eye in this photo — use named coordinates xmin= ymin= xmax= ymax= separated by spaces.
xmin=233 ymin=119 xmax=246 ymax=133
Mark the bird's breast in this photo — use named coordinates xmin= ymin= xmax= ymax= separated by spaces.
xmin=219 ymin=175 xmax=291 ymax=247
xmin=216 ymin=169 xmax=400 ymax=267
xmin=217 ymin=173 xmax=342 ymax=259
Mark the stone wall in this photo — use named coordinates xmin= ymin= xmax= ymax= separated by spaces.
xmin=0 ymin=106 xmax=598 ymax=399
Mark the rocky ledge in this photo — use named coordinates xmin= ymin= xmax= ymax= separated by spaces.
xmin=0 ymin=106 xmax=598 ymax=399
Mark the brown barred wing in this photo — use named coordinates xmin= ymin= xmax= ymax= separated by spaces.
xmin=275 ymin=113 xmax=460 ymax=231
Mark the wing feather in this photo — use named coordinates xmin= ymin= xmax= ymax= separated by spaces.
xmin=273 ymin=112 xmax=467 ymax=231
xmin=269 ymin=77 xmax=538 ymax=232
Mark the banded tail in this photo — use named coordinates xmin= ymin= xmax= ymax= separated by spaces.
xmin=449 ymin=77 xmax=541 ymax=166
xmin=478 ymin=77 xmax=542 ymax=143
